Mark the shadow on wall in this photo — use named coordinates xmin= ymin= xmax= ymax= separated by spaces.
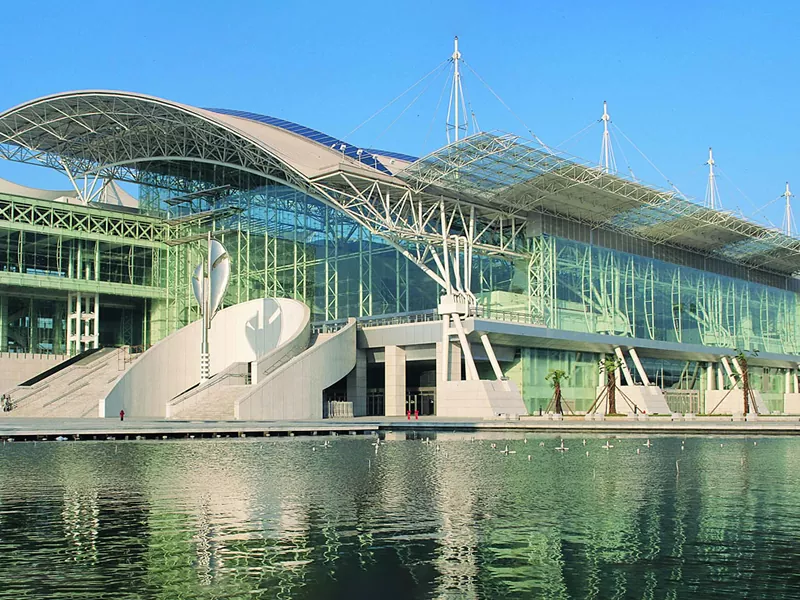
xmin=244 ymin=308 xmax=281 ymax=357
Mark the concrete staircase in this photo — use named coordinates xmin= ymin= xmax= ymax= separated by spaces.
xmin=165 ymin=328 xmax=319 ymax=421
xmin=0 ymin=348 xmax=137 ymax=418
xmin=170 ymin=384 xmax=248 ymax=420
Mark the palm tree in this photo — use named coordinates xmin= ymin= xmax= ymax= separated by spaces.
xmin=603 ymin=357 xmax=619 ymax=415
xmin=546 ymin=369 xmax=568 ymax=414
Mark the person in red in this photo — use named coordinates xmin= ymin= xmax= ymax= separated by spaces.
xmin=119 ymin=409 xmax=125 ymax=422
xmin=414 ymin=409 xmax=419 ymax=420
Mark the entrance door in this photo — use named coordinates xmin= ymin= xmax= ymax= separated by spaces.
xmin=405 ymin=389 xmax=435 ymax=415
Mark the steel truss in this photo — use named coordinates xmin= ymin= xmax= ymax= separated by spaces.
xmin=399 ymin=132 xmax=800 ymax=277
xmin=0 ymin=92 xmax=528 ymax=302
xmin=2 ymin=92 xmax=798 ymax=346
xmin=0 ymin=193 xmax=165 ymax=246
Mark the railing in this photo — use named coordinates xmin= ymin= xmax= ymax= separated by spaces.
xmin=311 ymin=320 xmax=349 ymax=335
xmin=664 ymin=389 xmax=701 ymax=414
xmin=474 ymin=306 xmax=544 ymax=325
xmin=117 ymin=345 xmax=149 ymax=371
xmin=311 ymin=306 xmax=543 ymax=332
xmin=357 ymin=309 xmax=439 ymax=328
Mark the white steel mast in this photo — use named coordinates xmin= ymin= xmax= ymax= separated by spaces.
xmin=783 ymin=181 xmax=794 ymax=236
xmin=704 ymin=147 xmax=721 ymax=210
xmin=446 ymin=36 xmax=466 ymax=143
xmin=599 ymin=101 xmax=616 ymax=173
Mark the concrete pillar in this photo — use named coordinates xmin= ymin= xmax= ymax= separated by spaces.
xmin=0 ymin=294 xmax=7 ymax=353
xmin=53 ymin=300 xmax=64 ymax=355
xmin=437 ymin=341 xmax=462 ymax=383
xmin=28 ymin=297 xmax=35 ymax=353
xmin=706 ymin=362 xmax=714 ymax=391
xmin=786 ymin=369 xmax=792 ymax=395
xmin=94 ymin=240 xmax=100 ymax=282
xmin=92 ymin=293 xmax=100 ymax=349
xmin=347 ymin=348 xmax=367 ymax=416
xmin=717 ymin=363 xmax=725 ymax=390
xmin=384 ymin=345 xmax=406 ymax=417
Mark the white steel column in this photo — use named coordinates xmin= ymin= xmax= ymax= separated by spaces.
xmin=786 ymin=369 xmax=792 ymax=396
xmin=451 ymin=315 xmax=479 ymax=381
xmin=628 ymin=348 xmax=651 ymax=386
xmin=794 ymin=369 xmax=799 ymax=394
xmin=783 ymin=182 xmax=794 ymax=236
xmin=480 ymin=334 xmax=504 ymax=381
xmin=705 ymin=147 xmax=721 ymax=210
xmin=706 ymin=362 xmax=714 ymax=391
xmin=614 ymin=347 xmax=634 ymax=386
xmin=717 ymin=362 xmax=725 ymax=390
xmin=0 ymin=294 xmax=7 ymax=353
xmin=600 ymin=101 xmax=616 ymax=174
xmin=722 ymin=356 xmax=739 ymax=389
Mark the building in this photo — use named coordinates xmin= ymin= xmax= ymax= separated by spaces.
xmin=1 ymin=90 xmax=799 ymax=419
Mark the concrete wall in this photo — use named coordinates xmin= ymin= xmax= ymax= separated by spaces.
xmin=436 ymin=380 xmax=526 ymax=418
xmin=105 ymin=298 xmax=309 ymax=417
xmin=166 ymin=306 xmax=311 ymax=418
xmin=706 ymin=389 xmax=768 ymax=415
xmin=785 ymin=393 xmax=800 ymax=414
xmin=347 ymin=349 xmax=367 ymax=416
xmin=0 ymin=353 xmax=68 ymax=395
xmin=236 ymin=319 xmax=357 ymax=420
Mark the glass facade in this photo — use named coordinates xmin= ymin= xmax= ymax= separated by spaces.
xmin=476 ymin=234 xmax=799 ymax=355
xmin=143 ymin=181 xmax=440 ymax=334
xmin=551 ymin=237 xmax=798 ymax=354
xmin=2 ymin=168 xmax=798 ymax=414
xmin=0 ymin=192 xmax=163 ymax=353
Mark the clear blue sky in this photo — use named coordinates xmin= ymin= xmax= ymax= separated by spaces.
xmin=1 ymin=0 xmax=798 ymax=229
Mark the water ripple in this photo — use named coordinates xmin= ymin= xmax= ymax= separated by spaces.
xmin=1 ymin=435 xmax=799 ymax=598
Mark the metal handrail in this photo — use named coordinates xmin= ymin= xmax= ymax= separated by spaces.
xmin=311 ymin=306 xmax=544 ymax=332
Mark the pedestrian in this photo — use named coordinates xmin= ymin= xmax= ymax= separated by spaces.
xmin=120 ymin=409 xmax=125 ymax=422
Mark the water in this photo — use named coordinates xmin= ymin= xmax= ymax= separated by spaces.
xmin=1 ymin=433 xmax=799 ymax=599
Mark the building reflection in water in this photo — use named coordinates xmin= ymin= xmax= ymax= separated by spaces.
xmin=1 ymin=435 xmax=800 ymax=598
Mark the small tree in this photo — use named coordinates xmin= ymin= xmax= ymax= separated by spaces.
xmin=602 ymin=356 xmax=621 ymax=415
xmin=546 ymin=369 xmax=569 ymax=414
xmin=734 ymin=348 xmax=759 ymax=415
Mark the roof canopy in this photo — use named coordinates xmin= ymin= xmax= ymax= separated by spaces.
xmin=0 ymin=91 xmax=798 ymax=276
xmin=398 ymin=132 xmax=800 ymax=275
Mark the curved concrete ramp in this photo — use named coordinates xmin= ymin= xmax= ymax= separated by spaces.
xmin=105 ymin=298 xmax=309 ymax=418
xmin=235 ymin=319 xmax=357 ymax=420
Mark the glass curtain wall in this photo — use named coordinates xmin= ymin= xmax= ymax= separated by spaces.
xmin=551 ymin=237 xmax=798 ymax=354
xmin=471 ymin=234 xmax=799 ymax=356
xmin=145 ymin=180 xmax=440 ymax=333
